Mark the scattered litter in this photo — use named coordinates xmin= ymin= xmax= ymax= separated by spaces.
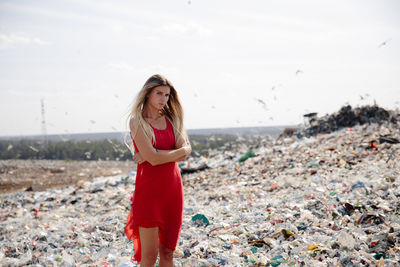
xmin=1 ymin=105 xmax=399 ymax=266
xmin=238 ymin=149 xmax=257 ymax=162
xmin=300 ymin=104 xmax=397 ymax=137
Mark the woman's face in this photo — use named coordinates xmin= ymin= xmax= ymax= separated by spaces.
xmin=147 ymin=85 xmax=170 ymax=111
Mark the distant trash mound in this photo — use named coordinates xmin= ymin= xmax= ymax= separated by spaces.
xmin=302 ymin=105 xmax=398 ymax=137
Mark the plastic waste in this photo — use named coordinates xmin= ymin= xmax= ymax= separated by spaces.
xmin=191 ymin=214 xmax=210 ymax=227
xmin=337 ymin=231 xmax=356 ymax=250
xmin=117 ymin=262 xmax=136 ymax=267
xmin=238 ymin=149 xmax=256 ymax=162
xmin=379 ymin=136 xmax=399 ymax=144
xmin=0 ymin=108 xmax=399 ymax=266
xmin=270 ymin=255 xmax=284 ymax=266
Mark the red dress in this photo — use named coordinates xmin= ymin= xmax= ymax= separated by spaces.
xmin=125 ymin=118 xmax=184 ymax=263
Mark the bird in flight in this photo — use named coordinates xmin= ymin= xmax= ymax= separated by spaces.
xmin=360 ymin=93 xmax=370 ymax=100
xmin=378 ymin=38 xmax=391 ymax=48
xmin=255 ymin=98 xmax=268 ymax=111
xmin=295 ymin=69 xmax=303 ymax=75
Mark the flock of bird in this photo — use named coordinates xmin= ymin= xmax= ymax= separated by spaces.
xmin=184 ymin=0 xmax=392 ymax=124
xmin=250 ymin=38 xmax=392 ymax=124
xmin=21 ymin=36 xmax=392 ymax=154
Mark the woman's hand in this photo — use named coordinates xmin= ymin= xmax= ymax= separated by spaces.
xmin=132 ymin=152 xmax=146 ymax=164
xmin=183 ymin=142 xmax=192 ymax=157
xmin=175 ymin=144 xmax=190 ymax=162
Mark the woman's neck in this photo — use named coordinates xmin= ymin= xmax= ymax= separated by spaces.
xmin=143 ymin=106 xmax=162 ymax=120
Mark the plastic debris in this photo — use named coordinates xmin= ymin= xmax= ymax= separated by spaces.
xmin=300 ymin=104 xmax=397 ymax=137
xmin=379 ymin=136 xmax=399 ymax=144
xmin=270 ymin=255 xmax=285 ymax=266
xmin=238 ymin=149 xmax=257 ymax=162
xmin=191 ymin=214 xmax=210 ymax=227
xmin=179 ymin=161 xmax=209 ymax=174
xmin=0 ymin=105 xmax=399 ymax=266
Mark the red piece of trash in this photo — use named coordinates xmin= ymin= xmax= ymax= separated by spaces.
xmin=371 ymin=142 xmax=378 ymax=150
xmin=270 ymin=181 xmax=278 ymax=190
xmin=270 ymin=219 xmax=284 ymax=225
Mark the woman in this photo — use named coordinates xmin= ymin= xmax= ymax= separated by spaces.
xmin=124 ymin=74 xmax=191 ymax=267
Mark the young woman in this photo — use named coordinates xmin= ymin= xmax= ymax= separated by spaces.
xmin=124 ymin=74 xmax=191 ymax=267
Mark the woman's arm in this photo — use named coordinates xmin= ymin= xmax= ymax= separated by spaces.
xmin=133 ymin=149 xmax=187 ymax=163
xmin=174 ymin=131 xmax=190 ymax=162
xmin=131 ymin=122 xmax=190 ymax=166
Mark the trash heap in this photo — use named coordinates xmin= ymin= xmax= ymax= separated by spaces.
xmin=179 ymin=121 xmax=399 ymax=266
xmin=1 ymin=114 xmax=400 ymax=266
xmin=302 ymin=105 xmax=398 ymax=137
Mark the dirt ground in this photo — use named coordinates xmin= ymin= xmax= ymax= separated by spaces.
xmin=0 ymin=160 xmax=135 ymax=194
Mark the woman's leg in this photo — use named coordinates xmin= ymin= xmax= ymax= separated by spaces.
xmin=139 ymin=227 xmax=159 ymax=267
xmin=159 ymin=244 xmax=174 ymax=267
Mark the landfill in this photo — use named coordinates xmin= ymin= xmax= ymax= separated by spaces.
xmin=1 ymin=106 xmax=400 ymax=266
xmin=300 ymin=104 xmax=398 ymax=137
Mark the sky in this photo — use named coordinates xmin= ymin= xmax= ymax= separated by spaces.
xmin=0 ymin=0 xmax=399 ymax=137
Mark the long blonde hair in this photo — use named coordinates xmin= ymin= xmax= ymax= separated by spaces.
xmin=124 ymin=74 xmax=188 ymax=154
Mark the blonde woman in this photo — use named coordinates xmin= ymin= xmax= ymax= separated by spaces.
xmin=124 ymin=74 xmax=191 ymax=267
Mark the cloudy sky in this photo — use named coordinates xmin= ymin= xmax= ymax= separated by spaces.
xmin=0 ymin=0 xmax=399 ymax=137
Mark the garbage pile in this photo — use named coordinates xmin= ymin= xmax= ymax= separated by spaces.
xmin=1 ymin=121 xmax=399 ymax=266
xmin=302 ymin=105 xmax=398 ymax=137
xmin=179 ymin=121 xmax=400 ymax=266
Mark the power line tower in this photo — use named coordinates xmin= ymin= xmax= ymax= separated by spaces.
xmin=41 ymin=98 xmax=48 ymax=148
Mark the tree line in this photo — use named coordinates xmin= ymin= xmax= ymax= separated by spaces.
xmin=0 ymin=134 xmax=267 ymax=160
xmin=0 ymin=139 xmax=131 ymax=161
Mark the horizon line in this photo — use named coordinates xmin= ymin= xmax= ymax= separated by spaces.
xmin=0 ymin=124 xmax=300 ymax=139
